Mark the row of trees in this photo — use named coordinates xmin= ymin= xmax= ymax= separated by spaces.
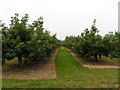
xmin=64 ymin=19 xmax=120 ymax=62
xmin=1 ymin=13 xmax=59 ymax=67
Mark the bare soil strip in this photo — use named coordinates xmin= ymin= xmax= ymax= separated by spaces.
xmin=2 ymin=49 xmax=58 ymax=80
xmin=66 ymin=48 xmax=120 ymax=69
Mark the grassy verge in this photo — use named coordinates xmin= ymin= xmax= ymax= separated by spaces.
xmin=2 ymin=47 xmax=119 ymax=88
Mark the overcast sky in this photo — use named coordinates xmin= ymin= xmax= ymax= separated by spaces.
xmin=0 ymin=0 xmax=119 ymax=40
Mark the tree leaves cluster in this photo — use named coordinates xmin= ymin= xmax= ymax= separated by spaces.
xmin=64 ymin=19 xmax=120 ymax=61
xmin=1 ymin=13 xmax=59 ymax=67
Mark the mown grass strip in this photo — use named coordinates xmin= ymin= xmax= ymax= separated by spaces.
xmin=55 ymin=46 xmax=87 ymax=79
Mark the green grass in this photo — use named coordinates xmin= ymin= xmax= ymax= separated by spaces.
xmin=5 ymin=57 xmax=17 ymax=63
xmin=2 ymin=47 xmax=119 ymax=88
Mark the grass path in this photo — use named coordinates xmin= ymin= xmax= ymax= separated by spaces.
xmin=2 ymin=47 xmax=119 ymax=88
xmin=55 ymin=46 xmax=86 ymax=79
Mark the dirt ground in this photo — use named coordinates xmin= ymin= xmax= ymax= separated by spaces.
xmin=66 ymin=48 xmax=120 ymax=69
xmin=2 ymin=49 xmax=58 ymax=80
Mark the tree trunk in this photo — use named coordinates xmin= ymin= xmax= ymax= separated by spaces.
xmin=94 ymin=54 xmax=98 ymax=62
xmin=18 ymin=56 xmax=22 ymax=68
